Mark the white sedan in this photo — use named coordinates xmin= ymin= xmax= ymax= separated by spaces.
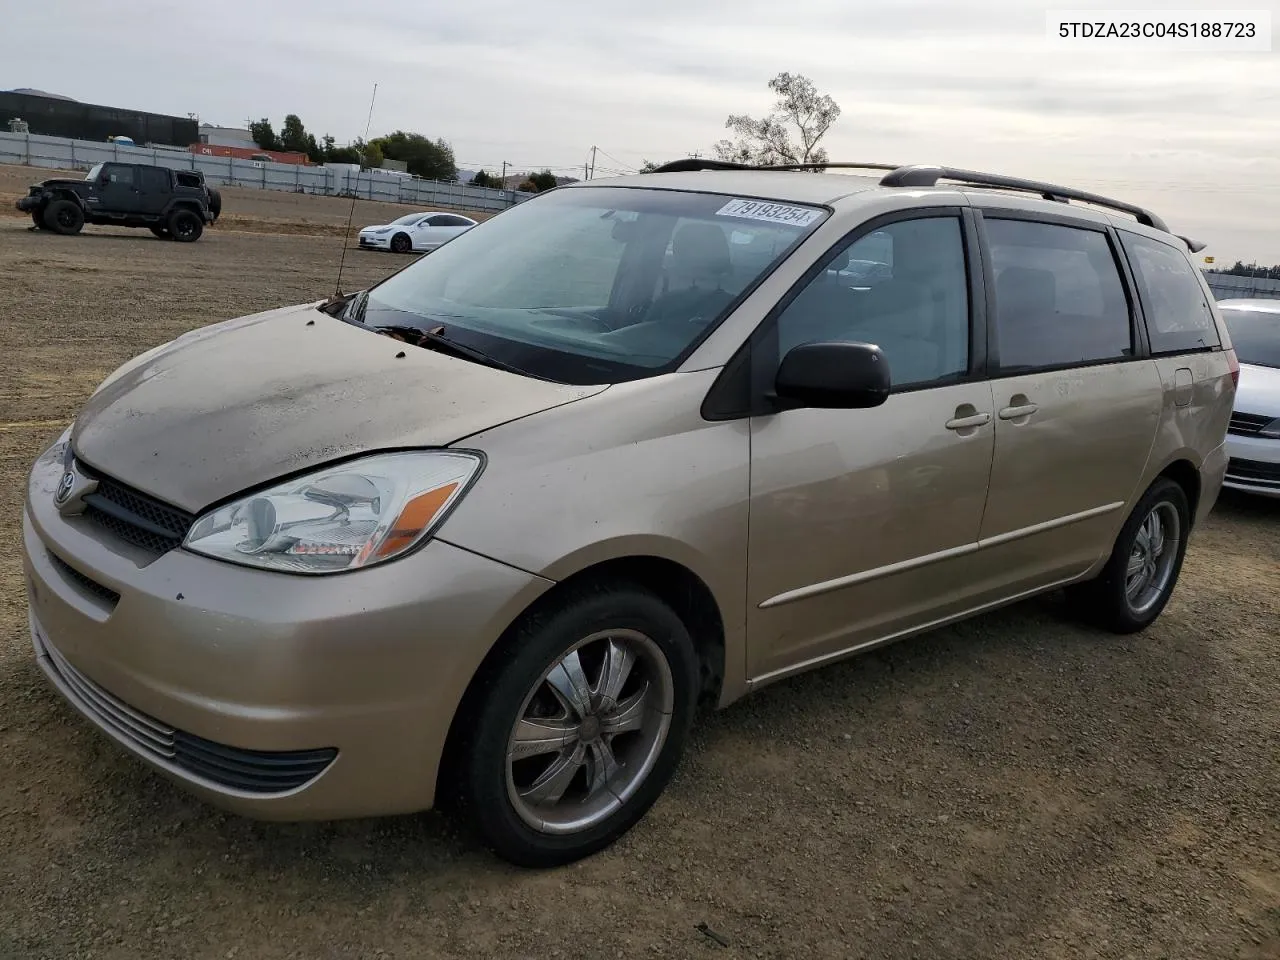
xmin=1218 ymin=298 xmax=1280 ymax=498
xmin=357 ymin=211 xmax=478 ymax=254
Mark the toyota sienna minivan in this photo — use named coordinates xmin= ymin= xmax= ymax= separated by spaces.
xmin=22 ymin=161 xmax=1236 ymax=866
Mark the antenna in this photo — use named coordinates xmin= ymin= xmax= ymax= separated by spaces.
xmin=334 ymin=82 xmax=379 ymax=297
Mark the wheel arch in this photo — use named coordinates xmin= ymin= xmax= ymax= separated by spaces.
xmin=1155 ymin=457 xmax=1201 ymax=525
xmin=434 ymin=552 xmax=728 ymax=807
xmin=51 ymin=189 xmax=85 ymax=208
xmin=166 ymin=199 xmax=205 ymax=218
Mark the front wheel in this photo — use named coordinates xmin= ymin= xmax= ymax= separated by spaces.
xmin=43 ymin=199 xmax=84 ymax=235
xmin=390 ymin=232 xmax=412 ymax=254
xmin=1068 ymin=477 xmax=1190 ymax=633
xmin=453 ymin=583 xmax=698 ymax=867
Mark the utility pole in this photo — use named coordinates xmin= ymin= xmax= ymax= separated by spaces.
xmin=501 ymin=160 xmax=508 ymax=188
xmin=589 ymin=146 xmax=597 ymax=180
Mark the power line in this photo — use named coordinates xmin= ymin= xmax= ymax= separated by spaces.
xmin=594 ymin=148 xmax=637 ymax=172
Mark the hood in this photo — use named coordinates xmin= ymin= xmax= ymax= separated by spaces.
xmin=71 ymin=303 xmax=604 ymax=512
xmin=1237 ymin=362 xmax=1280 ymax=417
xmin=39 ymin=178 xmax=90 ymax=190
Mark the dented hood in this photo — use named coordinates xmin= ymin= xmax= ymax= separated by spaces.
xmin=71 ymin=303 xmax=602 ymax=512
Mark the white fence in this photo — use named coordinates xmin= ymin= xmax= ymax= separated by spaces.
xmin=0 ymin=131 xmax=525 ymax=213
xmin=1204 ymin=272 xmax=1280 ymax=301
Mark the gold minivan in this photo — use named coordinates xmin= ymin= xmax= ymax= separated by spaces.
xmin=22 ymin=161 xmax=1237 ymax=866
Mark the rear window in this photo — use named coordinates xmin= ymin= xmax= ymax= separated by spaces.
xmin=1220 ymin=307 xmax=1280 ymax=369
xmin=1120 ymin=232 xmax=1220 ymax=353
xmin=360 ymin=187 xmax=828 ymax=384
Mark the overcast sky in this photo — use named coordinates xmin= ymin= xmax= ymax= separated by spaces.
xmin=8 ymin=0 xmax=1279 ymax=261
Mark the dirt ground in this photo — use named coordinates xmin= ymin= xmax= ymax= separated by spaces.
xmin=0 ymin=163 xmax=497 ymax=238
xmin=0 ymin=202 xmax=1278 ymax=960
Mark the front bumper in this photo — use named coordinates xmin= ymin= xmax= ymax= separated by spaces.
xmin=357 ymin=233 xmax=391 ymax=249
xmin=16 ymin=195 xmax=41 ymax=212
xmin=1224 ymin=432 xmax=1280 ymax=498
xmin=22 ymin=439 xmax=553 ymax=819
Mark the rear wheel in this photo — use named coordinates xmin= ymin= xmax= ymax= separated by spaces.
xmin=452 ymin=583 xmax=698 ymax=867
xmin=168 ymin=208 xmax=203 ymax=243
xmin=149 ymin=226 xmax=170 ymax=239
xmin=1068 ymin=477 xmax=1190 ymax=633
xmin=43 ymin=199 xmax=84 ymax=235
xmin=390 ymin=232 xmax=412 ymax=254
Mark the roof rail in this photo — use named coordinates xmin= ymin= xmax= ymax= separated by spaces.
xmin=650 ymin=158 xmax=902 ymax=175
xmin=646 ymin=158 xmax=1185 ymax=247
xmin=879 ymin=164 xmax=1170 ymax=233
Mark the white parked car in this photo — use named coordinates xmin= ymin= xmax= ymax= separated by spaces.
xmin=357 ymin=211 xmax=478 ymax=254
xmin=1218 ymin=298 xmax=1280 ymax=498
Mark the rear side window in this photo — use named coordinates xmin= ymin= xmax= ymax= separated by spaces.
xmin=987 ymin=219 xmax=1132 ymax=370
xmin=138 ymin=167 xmax=169 ymax=192
xmin=1119 ymin=232 xmax=1220 ymax=353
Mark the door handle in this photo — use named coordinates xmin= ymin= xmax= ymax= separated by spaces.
xmin=998 ymin=403 xmax=1039 ymax=420
xmin=945 ymin=412 xmax=991 ymax=430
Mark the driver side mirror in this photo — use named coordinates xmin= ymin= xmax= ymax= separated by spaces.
xmin=774 ymin=341 xmax=891 ymax=410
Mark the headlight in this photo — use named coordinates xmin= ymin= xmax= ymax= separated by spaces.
xmin=183 ymin=451 xmax=482 ymax=574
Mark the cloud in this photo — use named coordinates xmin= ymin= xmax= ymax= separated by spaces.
xmin=5 ymin=0 xmax=1277 ymax=259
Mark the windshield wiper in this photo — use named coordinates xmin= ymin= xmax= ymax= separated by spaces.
xmin=375 ymin=323 xmax=528 ymax=376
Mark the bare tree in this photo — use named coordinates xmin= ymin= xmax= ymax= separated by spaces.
xmin=713 ymin=72 xmax=842 ymax=167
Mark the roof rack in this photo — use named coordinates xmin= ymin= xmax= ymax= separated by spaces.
xmin=651 ymin=158 xmax=901 ymax=176
xmin=648 ymin=158 xmax=1175 ymax=238
xmin=878 ymin=165 xmax=1169 ymax=232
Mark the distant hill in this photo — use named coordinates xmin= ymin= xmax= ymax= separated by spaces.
xmin=7 ymin=88 xmax=77 ymax=101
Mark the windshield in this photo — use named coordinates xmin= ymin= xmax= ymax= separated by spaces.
xmin=391 ymin=213 xmax=425 ymax=225
xmin=85 ymin=163 xmax=103 ymax=181
xmin=1222 ymin=306 xmax=1280 ymax=369
xmin=358 ymin=186 xmax=828 ymax=383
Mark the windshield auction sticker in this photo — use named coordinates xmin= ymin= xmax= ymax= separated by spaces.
xmin=715 ymin=198 xmax=824 ymax=227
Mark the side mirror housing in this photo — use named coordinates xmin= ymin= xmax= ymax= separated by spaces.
xmin=774 ymin=341 xmax=891 ymax=410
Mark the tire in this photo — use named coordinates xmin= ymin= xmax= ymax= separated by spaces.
xmin=167 ymin=208 xmax=203 ymax=243
xmin=207 ymin=187 xmax=222 ymax=221
xmin=31 ymin=211 xmax=43 ymax=229
xmin=1068 ymin=477 xmax=1190 ymax=634
xmin=390 ymin=232 xmax=412 ymax=254
xmin=149 ymin=226 xmax=170 ymax=239
xmin=42 ymin=199 xmax=84 ymax=235
xmin=452 ymin=581 xmax=698 ymax=867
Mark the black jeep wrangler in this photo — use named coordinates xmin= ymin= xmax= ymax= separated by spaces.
xmin=17 ymin=162 xmax=222 ymax=242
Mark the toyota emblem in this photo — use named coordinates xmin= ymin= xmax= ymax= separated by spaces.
xmin=55 ymin=471 xmax=75 ymax=504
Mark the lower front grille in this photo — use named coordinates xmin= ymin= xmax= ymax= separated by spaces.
xmin=38 ymin=634 xmax=336 ymax=794
xmin=47 ymin=551 xmax=120 ymax=607
xmin=75 ymin=459 xmax=195 ymax=559
xmin=1228 ymin=412 xmax=1273 ymax=436
xmin=1226 ymin=457 xmax=1280 ymax=489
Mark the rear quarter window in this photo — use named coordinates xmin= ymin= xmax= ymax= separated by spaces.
xmin=1119 ymin=232 xmax=1220 ymax=353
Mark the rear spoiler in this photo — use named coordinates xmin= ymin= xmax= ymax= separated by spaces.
xmin=1177 ymin=235 xmax=1207 ymax=253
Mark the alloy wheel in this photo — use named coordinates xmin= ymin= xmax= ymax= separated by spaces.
xmin=1124 ymin=500 xmax=1181 ymax=616
xmin=505 ymin=629 xmax=674 ymax=835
